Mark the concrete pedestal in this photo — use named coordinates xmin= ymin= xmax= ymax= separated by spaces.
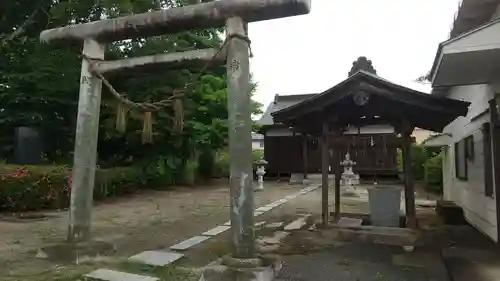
xmin=289 ymin=173 xmax=304 ymax=185
xmin=37 ymin=240 xmax=114 ymax=263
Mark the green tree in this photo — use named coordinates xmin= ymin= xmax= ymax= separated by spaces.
xmin=0 ymin=0 xmax=262 ymax=183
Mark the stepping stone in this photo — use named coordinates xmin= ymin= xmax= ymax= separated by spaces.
xmin=129 ymin=251 xmax=184 ymax=267
xmin=267 ymin=202 xmax=281 ymax=208
xmin=254 ymin=211 xmax=264 ymax=216
xmin=258 ymin=231 xmax=290 ymax=245
xmin=265 ymin=222 xmax=284 ymax=228
xmin=170 ymin=236 xmax=210 ymax=251
xmin=223 ymin=221 xmax=231 ymax=226
xmin=202 ymin=225 xmax=230 ymax=236
xmin=256 ymin=206 xmax=273 ymax=212
xmin=284 ymin=215 xmax=310 ymax=230
xmin=85 ymin=269 xmax=159 ymax=281
xmin=255 ymin=221 xmax=266 ymax=228
xmin=337 ymin=217 xmax=363 ymax=228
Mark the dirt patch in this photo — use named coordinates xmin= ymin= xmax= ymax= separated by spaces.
xmin=0 ymin=181 xmax=298 ymax=280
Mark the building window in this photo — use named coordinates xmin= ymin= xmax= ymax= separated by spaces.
xmin=482 ymin=123 xmax=494 ymax=197
xmin=260 ymin=142 xmax=264 ymax=148
xmin=465 ymin=135 xmax=474 ymax=160
xmin=455 ymin=138 xmax=467 ymax=180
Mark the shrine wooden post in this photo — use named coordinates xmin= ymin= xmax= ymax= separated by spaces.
xmin=302 ymin=134 xmax=308 ymax=180
xmin=401 ymin=120 xmax=417 ymax=228
xmin=321 ymin=121 xmax=330 ymax=226
xmin=334 ymin=148 xmax=342 ymax=220
xmin=39 ymin=0 xmax=312 ymax=260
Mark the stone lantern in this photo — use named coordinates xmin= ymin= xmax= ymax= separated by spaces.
xmin=340 ymin=152 xmax=360 ymax=196
xmin=255 ymin=158 xmax=268 ymax=191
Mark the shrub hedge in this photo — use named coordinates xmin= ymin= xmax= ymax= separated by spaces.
xmin=424 ymin=152 xmax=443 ymax=193
xmin=0 ymin=165 xmax=149 ymax=212
xmin=213 ymin=149 xmax=265 ymax=178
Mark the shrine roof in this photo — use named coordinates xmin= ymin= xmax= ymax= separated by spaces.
xmin=271 ymin=71 xmax=470 ymax=133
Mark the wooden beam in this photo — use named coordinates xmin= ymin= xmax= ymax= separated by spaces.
xmin=302 ymin=134 xmax=308 ymax=179
xmin=94 ymin=48 xmax=224 ymax=75
xmin=334 ymin=149 xmax=341 ymax=221
xmin=321 ymin=121 xmax=329 ymax=226
xmin=401 ymin=120 xmax=417 ymax=229
xmin=40 ymin=0 xmax=311 ymax=43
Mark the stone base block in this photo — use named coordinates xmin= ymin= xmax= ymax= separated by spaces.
xmin=337 ymin=225 xmax=421 ymax=248
xmin=199 ymin=255 xmax=282 ymax=281
xmin=340 ymin=179 xmax=360 ymax=185
xmin=37 ymin=240 xmax=114 ymax=263
xmin=289 ymin=173 xmax=304 ymax=185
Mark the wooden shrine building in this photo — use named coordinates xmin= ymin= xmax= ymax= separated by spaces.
xmin=258 ymin=93 xmax=401 ymax=178
xmin=259 ymin=58 xmax=411 ymax=178
xmin=271 ymin=70 xmax=470 ymax=227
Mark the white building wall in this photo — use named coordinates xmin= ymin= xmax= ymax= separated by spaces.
xmin=252 ymin=140 xmax=264 ymax=150
xmin=442 ymin=84 xmax=497 ymax=242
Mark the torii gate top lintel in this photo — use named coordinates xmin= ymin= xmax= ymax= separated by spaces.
xmin=39 ymin=0 xmax=311 ymax=44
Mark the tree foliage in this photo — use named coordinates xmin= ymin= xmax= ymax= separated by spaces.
xmin=0 ymin=0 xmax=262 ymax=180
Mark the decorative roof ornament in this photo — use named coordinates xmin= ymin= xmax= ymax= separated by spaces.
xmin=348 ymin=56 xmax=377 ymax=76
xmin=353 ymin=91 xmax=370 ymax=106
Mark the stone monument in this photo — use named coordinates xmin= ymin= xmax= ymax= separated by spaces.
xmin=14 ymin=126 xmax=42 ymax=165
xmin=340 ymin=152 xmax=360 ymax=196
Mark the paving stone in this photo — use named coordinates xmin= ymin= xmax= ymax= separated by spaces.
xmin=255 ymin=221 xmax=267 ymax=228
xmin=129 ymin=251 xmax=184 ymax=267
xmin=258 ymin=231 xmax=290 ymax=245
xmin=266 ymin=202 xmax=282 ymax=208
xmin=256 ymin=206 xmax=273 ymax=212
xmin=202 ymin=225 xmax=231 ymax=236
xmin=170 ymin=236 xmax=210 ymax=250
xmin=266 ymin=222 xmax=284 ymax=228
xmin=337 ymin=217 xmax=363 ymax=228
xmin=284 ymin=215 xmax=310 ymax=230
xmin=85 ymin=269 xmax=159 ymax=281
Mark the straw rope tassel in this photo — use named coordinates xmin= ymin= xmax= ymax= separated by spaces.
xmin=115 ymin=102 xmax=128 ymax=133
xmin=173 ymin=98 xmax=184 ymax=132
xmin=142 ymin=111 xmax=153 ymax=144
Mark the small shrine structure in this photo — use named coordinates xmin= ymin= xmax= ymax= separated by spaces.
xmin=272 ymin=69 xmax=470 ymax=228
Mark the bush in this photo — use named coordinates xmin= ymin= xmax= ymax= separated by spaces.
xmin=198 ymin=150 xmax=215 ymax=180
xmin=182 ymin=158 xmax=199 ymax=185
xmin=424 ymin=152 xmax=443 ymax=193
xmin=0 ymin=165 xmax=150 ymax=212
xmin=213 ymin=149 xmax=265 ymax=178
xmin=396 ymin=144 xmax=428 ymax=181
xmin=214 ymin=150 xmax=229 ymax=178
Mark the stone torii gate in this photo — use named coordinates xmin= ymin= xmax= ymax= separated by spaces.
xmin=39 ymin=0 xmax=311 ymax=266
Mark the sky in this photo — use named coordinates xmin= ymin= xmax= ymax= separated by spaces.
xmin=247 ymin=0 xmax=461 ymax=114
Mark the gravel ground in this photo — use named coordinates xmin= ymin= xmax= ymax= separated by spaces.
xmin=0 ymin=180 xmax=300 ymax=280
